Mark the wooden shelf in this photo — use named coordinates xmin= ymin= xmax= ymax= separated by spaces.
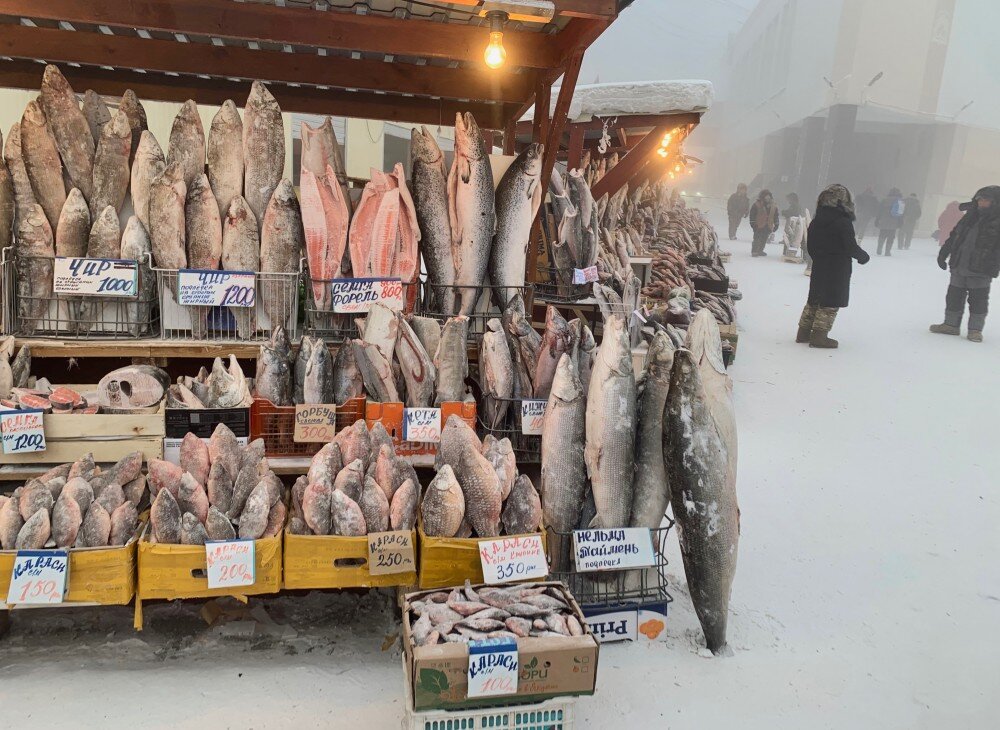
xmin=15 ymin=338 xmax=262 ymax=359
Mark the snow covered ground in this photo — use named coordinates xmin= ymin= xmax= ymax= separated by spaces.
xmin=1 ymin=218 xmax=998 ymax=729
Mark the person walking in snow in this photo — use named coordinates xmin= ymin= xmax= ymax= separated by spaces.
xmin=930 ymin=186 xmax=1000 ymax=343
xmin=875 ymin=187 xmax=905 ymax=255
xmin=781 ymin=192 xmax=810 ymax=259
xmin=899 ymin=193 xmax=922 ymax=250
xmin=796 ymin=184 xmax=870 ymax=348
xmin=749 ymin=189 xmax=779 ymax=257
xmin=855 ymin=186 xmax=878 ymax=240
xmin=936 ymin=200 xmax=964 ymax=246
xmin=727 ymin=183 xmax=750 ymax=240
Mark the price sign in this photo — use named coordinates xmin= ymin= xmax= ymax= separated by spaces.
xmin=205 ymin=539 xmax=255 ymax=588
xmin=572 ymin=266 xmax=599 ymax=285
xmin=366 ymin=530 xmax=416 ymax=575
xmin=6 ymin=550 xmax=68 ymax=605
xmin=53 ymin=257 xmax=138 ymax=297
xmin=520 ymin=400 xmax=546 ymax=436
xmin=330 ymin=278 xmax=404 ymax=314
xmin=293 ymin=404 xmax=338 ymax=443
xmin=177 ymin=269 xmax=256 ymax=307
xmin=479 ymin=534 xmax=547 ymax=584
xmin=467 ymin=637 xmax=518 ymax=698
xmin=403 ymin=407 xmax=441 ymax=443
xmin=0 ymin=409 xmax=46 ymax=454
xmin=573 ymin=528 xmax=655 ymax=572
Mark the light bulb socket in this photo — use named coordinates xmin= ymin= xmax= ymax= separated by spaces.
xmin=486 ymin=10 xmax=509 ymax=32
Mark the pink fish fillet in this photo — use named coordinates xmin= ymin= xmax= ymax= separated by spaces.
xmin=392 ymin=163 xmax=421 ymax=283
xmin=323 ymin=163 xmax=349 ymax=278
xmin=369 ymin=188 xmax=400 ymax=277
xmin=348 ymin=175 xmax=381 ymax=276
xmin=301 ymin=168 xmax=336 ymax=309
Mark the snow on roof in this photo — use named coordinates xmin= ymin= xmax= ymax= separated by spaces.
xmin=522 ymin=79 xmax=713 ymax=122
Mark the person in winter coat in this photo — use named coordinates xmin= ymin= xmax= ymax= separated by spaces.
xmin=796 ymin=184 xmax=870 ymax=348
xmin=930 ymin=185 xmax=1000 ymax=342
xmin=875 ymin=187 xmax=905 ymax=255
xmin=727 ymin=183 xmax=750 ymax=240
xmin=749 ymin=189 xmax=779 ymax=256
xmin=855 ymin=186 xmax=878 ymax=239
xmin=781 ymin=192 xmax=810 ymax=259
xmin=937 ymin=201 xmax=964 ymax=246
xmin=899 ymin=193 xmax=922 ymax=250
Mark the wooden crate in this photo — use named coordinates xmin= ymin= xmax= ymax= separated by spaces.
xmin=417 ymin=522 xmax=546 ymax=589
xmin=283 ymin=529 xmax=418 ymax=590
xmin=0 ymin=386 xmax=164 ymax=465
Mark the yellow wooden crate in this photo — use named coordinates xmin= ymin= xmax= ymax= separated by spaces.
xmin=417 ymin=523 xmax=547 ymax=590
xmin=134 ymin=530 xmax=282 ymax=629
xmin=0 ymin=529 xmax=142 ymax=606
xmin=282 ymin=529 xmax=418 ymax=590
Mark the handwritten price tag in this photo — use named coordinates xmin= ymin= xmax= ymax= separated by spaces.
xmin=467 ymin=637 xmax=519 ymax=698
xmin=479 ymin=534 xmax=547 ymax=584
xmin=366 ymin=530 xmax=416 ymax=576
xmin=572 ymin=266 xmax=599 ymax=285
xmin=205 ymin=539 xmax=256 ymax=588
xmin=573 ymin=528 xmax=655 ymax=572
xmin=520 ymin=400 xmax=546 ymax=436
xmin=177 ymin=269 xmax=256 ymax=307
xmin=53 ymin=257 xmax=138 ymax=297
xmin=0 ymin=409 xmax=46 ymax=454
xmin=330 ymin=278 xmax=404 ymax=314
xmin=6 ymin=550 xmax=68 ymax=605
xmin=403 ymin=407 xmax=441 ymax=443
xmin=293 ymin=404 xmax=338 ymax=443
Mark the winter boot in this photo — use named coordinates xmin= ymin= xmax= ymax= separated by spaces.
xmin=796 ymin=304 xmax=817 ymax=343
xmin=929 ymin=310 xmax=962 ymax=336
xmin=809 ymin=307 xmax=839 ymax=348
xmin=968 ymin=308 xmax=986 ymax=342
xmin=968 ymin=330 xmax=983 ymax=342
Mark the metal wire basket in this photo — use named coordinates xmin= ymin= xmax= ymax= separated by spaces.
xmin=302 ymin=267 xmax=419 ymax=342
xmin=417 ymin=283 xmax=533 ymax=343
xmin=469 ymin=380 xmax=542 ymax=464
xmin=3 ymin=247 xmax=159 ymax=339
xmin=546 ymin=521 xmax=674 ymax=608
xmin=153 ymin=261 xmax=301 ymax=342
xmin=533 ymin=265 xmax=592 ymax=304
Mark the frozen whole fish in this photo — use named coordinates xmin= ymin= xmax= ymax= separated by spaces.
xmin=453 ymin=443 xmax=502 ymax=538
xmin=577 ymin=323 xmax=597 ymax=393
xmin=185 ymin=173 xmax=223 ymax=337
xmin=0 ymin=138 xmax=13 ymax=249
xmin=351 ymin=339 xmax=398 ymax=403
xmin=90 ymin=109 xmax=132 ymax=218
xmin=501 ymin=474 xmax=541 ymax=535
xmin=533 ymin=306 xmax=572 ymax=400
xmin=407 ymin=315 xmax=441 ymax=363
xmin=82 ymin=90 xmax=112 ymax=144
xmin=120 ymin=216 xmax=154 ymax=336
xmin=256 ymin=325 xmax=294 ymax=406
xmin=482 ymin=435 xmax=516 ymax=500
xmin=448 ymin=112 xmax=495 ymax=315
xmin=389 ymin=478 xmax=418 ymax=531
xmin=119 ymin=90 xmax=148 ymax=164
xmin=15 ymin=205 xmax=55 ymax=330
xmin=243 ymin=81 xmax=285 ymax=231
xmin=395 ymin=313 xmax=436 ymax=408
xmin=56 ymin=188 xmax=89 ymax=257
xmin=260 ymin=179 xmax=303 ymax=331
xmin=434 ymin=316 xmax=469 ymax=405
xmin=479 ymin=319 xmax=514 ymax=429
xmin=333 ymin=340 xmax=364 ymax=404
xmin=331 ymin=489 xmax=367 ymax=537
xmin=630 ymin=331 xmax=674 ymax=529
xmin=301 ymin=116 xmax=352 ymax=221
xmin=167 ymin=100 xmax=206 ymax=188
xmin=207 ymin=355 xmax=253 ymax=409
xmin=293 ymin=335 xmax=314 ymax=405
xmin=411 ymin=126 xmax=455 ymax=314
xmin=359 ymin=476 xmax=390 ymax=533
xmin=131 ymin=131 xmax=165 ymax=232
xmin=4 ymin=123 xmax=36 ymax=219
xmin=39 ymin=65 xmax=95 ymax=202
xmin=20 ymin=100 xmax=65 ymax=233
xmin=148 ymin=162 xmax=187 ymax=270
xmin=221 ymin=195 xmax=260 ymax=338
xmin=303 ymin=338 xmax=336 ymax=404
xmin=491 ymin=143 xmax=543 ymax=308
xmin=207 ymin=100 xmax=244 ymax=220
xmin=87 ymin=205 xmax=120 ymax=258
xmin=420 ymin=465 xmax=465 ymax=537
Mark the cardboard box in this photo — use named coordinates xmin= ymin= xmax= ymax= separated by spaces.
xmin=581 ymin=599 xmax=669 ymax=643
xmin=402 ymin=581 xmax=599 ymax=712
xmin=417 ymin=522 xmax=546 ymax=590
xmin=0 ymin=528 xmax=142 ymax=607
xmin=283 ymin=529 xmax=417 ymax=590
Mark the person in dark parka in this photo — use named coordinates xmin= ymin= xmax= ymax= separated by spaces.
xmin=796 ymin=184 xmax=871 ymax=348
xmin=727 ymin=183 xmax=750 ymax=240
xmin=749 ymin=189 xmax=779 ymax=256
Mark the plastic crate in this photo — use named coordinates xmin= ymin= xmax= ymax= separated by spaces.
xmin=249 ymin=395 xmax=366 ymax=458
xmin=533 ymin=265 xmax=591 ymax=304
xmin=365 ymin=400 xmax=475 ymax=467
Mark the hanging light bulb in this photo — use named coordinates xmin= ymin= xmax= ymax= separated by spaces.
xmin=484 ymin=11 xmax=509 ymax=69
xmin=657 ymin=147 xmax=668 ymax=158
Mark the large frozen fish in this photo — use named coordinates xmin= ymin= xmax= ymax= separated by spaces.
xmin=90 ymin=109 xmax=131 ymax=218
xmin=533 ymin=306 xmax=573 ymax=401
xmin=256 ymin=326 xmax=294 ymax=406
xmin=293 ymin=335 xmax=314 ymax=405
xmin=351 ymin=339 xmax=398 ymax=403
xmin=119 ymin=90 xmax=147 ymax=164
xmin=584 ymin=315 xmax=636 ymax=529
xmin=243 ymin=81 xmax=285 ymax=230
xmin=420 ymin=465 xmax=465 ymax=537
xmin=208 ymin=355 xmax=253 ymax=409
xmin=448 ymin=112 xmax=495 ymax=315
xmin=434 ymin=316 xmax=469 ymax=405
xmin=167 ymin=100 xmax=206 ymax=189
xmin=55 ymin=188 xmax=89 ymax=257
xmin=301 ymin=163 xmax=349 ymax=308
xmin=87 ymin=205 xmax=120 ymax=259
xmin=490 ymin=143 xmax=543 ymax=308
xmin=303 ymin=338 xmax=335 ymax=404
xmin=501 ymin=474 xmax=541 ymax=536
xmin=4 ymin=123 xmax=36 ymax=221
xmin=221 ymin=195 xmax=260 ymax=338
xmin=207 ymin=100 xmax=244 ymax=220
xmin=39 ymin=65 xmax=95 ymax=202
xmin=260 ymin=178 xmax=302 ymax=331
xmin=480 ymin=318 xmax=513 ymax=429
xmin=0 ymin=151 xmax=12 ymax=250
xmin=395 ymin=313 xmax=436 ymax=408
xmin=630 ymin=331 xmax=674 ymax=529
xmin=502 ymin=294 xmax=540 ymax=397
xmin=411 ymin=127 xmax=455 ymax=313
xmin=407 ymin=315 xmax=441 ymax=363
xmin=453 ymin=442 xmax=503 ymax=538
xmin=148 ymin=162 xmax=187 ymax=270
xmin=130 ymin=131 xmax=165 ymax=233
xmin=333 ymin=341 xmax=364 ymax=404
xmin=577 ymin=323 xmax=597 ymax=393
xmin=185 ymin=173 xmax=223 ymax=337
xmin=82 ymin=90 xmax=112 ymax=144
xmin=20 ymin=100 xmax=65 ymax=233
xmin=15 ymin=205 xmax=55 ymax=330
xmin=664 ymin=348 xmax=739 ymax=655
xmin=120 ymin=216 xmax=154 ymax=337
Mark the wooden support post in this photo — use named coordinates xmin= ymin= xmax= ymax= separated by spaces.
xmin=590 ymin=123 xmax=672 ymax=201
xmin=532 ymin=76 xmax=551 ymax=147
xmin=567 ymin=125 xmax=585 ymax=171
xmin=503 ymin=118 xmax=517 ymax=155
xmin=482 ymin=130 xmax=496 ymax=153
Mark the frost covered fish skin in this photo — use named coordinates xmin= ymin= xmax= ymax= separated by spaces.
xmin=359 ymin=476 xmax=390 ymax=533
xmin=82 ymin=90 xmax=112 ymax=144
xmin=333 ymin=339 xmax=364 ymax=405
xmin=0 ymin=496 xmax=24 ymax=549
xmin=151 ymin=488 xmax=182 ymax=544
xmin=119 ymin=90 xmax=147 ymax=164
xmin=490 ymin=143 xmax=543 ymax=308
xmin=0 ymin=140 xmax=13 ymax=249
xmin=52 ymin=493 xmax=83 ymax=548
xmin=20 ymin=100 xmax=65 ymax=233
xmin=479 ymin=319 xmax=513 ymax=428
xmin=4 ymin=123 xmax=36 ymax=218
xmin=395 ymin=313 xmax=436 ymax=408
xmin=221 ymin=196 xmax=260 ymax=338
xmin=185 ymin=173 xmax=223 ymax=337
xmin=90 ymin=109 xmax=131 ymax=218
xmin=167 ymin=100 xmax=206 ymax=189
xmin=16 ymin=508 xmax=51 ymax=550
xmin=533 ymin=306 xmax=573 ymax=400
xmin=149 ymin=162 xmax=187 ymax=270
xmin=15 ymin=205 xmax=55 ymax=329
xmin=331 ymin=489 xmax=367 ymax=537
xmin=482 ymin=435 xmax=516 ymax=501
xmin=630 ymin=331 xmax=674 ymax=529
xmin=293 ymin=335 xmax=314 ymax=405
xmin=256 ymin=325 xmax=294 ymax=406
xmin=501 ymin=474 xmax=541 ymax=535
xmin=448 ymin=112 xmax=495 ymax=315
xmin=584 ymin=315 xmax=636 ymax=529
xmin=351 ymin=339 xmax=398 ymax=403
xmin=243 ymin=81 xmax=285 ymax=231
xmin=131 ymin=131 xmax=165 ymax=232
xmin=56 ymin=188 xmax=89 ymax=257
xmin=180 ymin=432 xmax=211 ymax=487
xmin=87 ymin=205 xmax=120 ymax=259
xmin=109 ymin=501 xmax=139 ymax=546
xmin=207 ymin=100 xmax=244 ymax=220
xmin=434 ymin=316 xmax=469 ymax=405
xmin=260 ymin=178 xmax=303 ymax=331
xmin=120 ymin=217 xmax=154 ymax=336
xmin=389 ymin=478 xmax=418 ymax=531
xmin=40 ymin=65 xmax=95 ymax=202
xmin=664 ymin=348 xmax=739 ymax=656
xmin=303 ymin=338 xmax=335 ymax=404
xmin=411 ymin=126 xmax=455 ymax=314
xmin=454 ymin=443 xmax=502 ymax=538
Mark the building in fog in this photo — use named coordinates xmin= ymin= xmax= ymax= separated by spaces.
xmin=709 ymin=0 xmax=1000 ymax=233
